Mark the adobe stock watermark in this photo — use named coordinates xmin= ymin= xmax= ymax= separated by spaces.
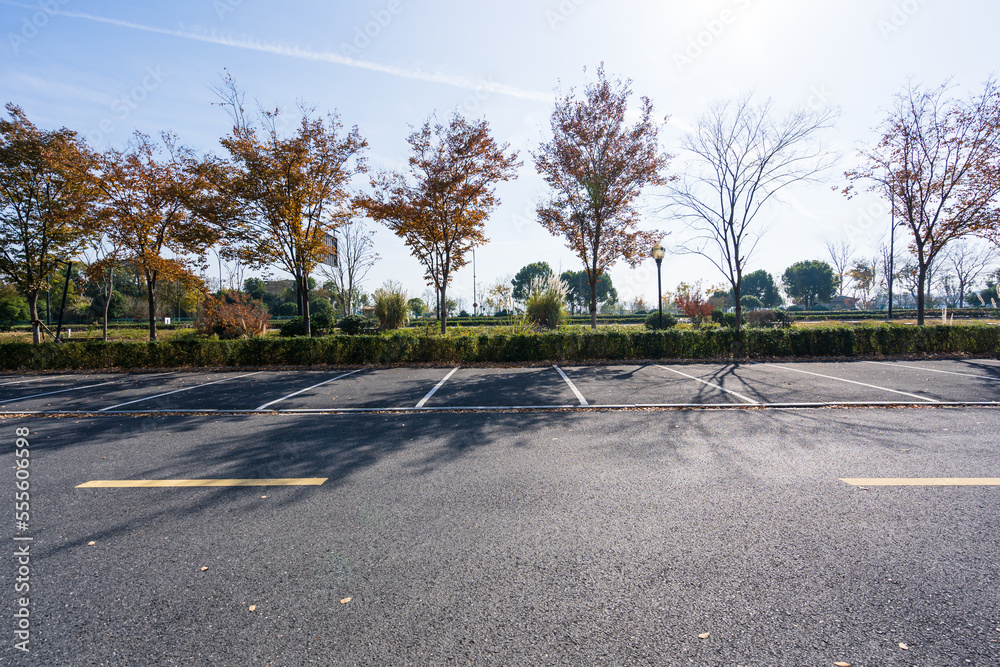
xmin=545 ymin=0 xmax=589 ymax=30
xmin=6 ymin=0 xmax=71 ymax=55
xmin=877 ymin=0 xmax=931 ymax=39
xmin=12 ymin=426 xmax=33 ymax=653
xmin=674 ymin=0 xmax=753 ymax=74
xmin=457 ymin=78 xmax=500 ymax=115
xmin=86 ymin=65 xmax=168 ymax=146
xmin=338 ymin=0 xmax=405 ymax=58
xmin=213 ymin=0 xmax=243 ymax=21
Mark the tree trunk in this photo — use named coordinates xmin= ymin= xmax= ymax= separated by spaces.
xmin=589 ymin=273 xmax=598 ymax=330
xmin=300 ymin=276 xmax=312 ymax=337
xmin=439 ymin=283 xmax=448 ymax=334
xmin=916 ymin=263 xmax=927 ymax=326
xmin=147 ymin=283 xmax=158 ymax=341
xmin=733 ymin=281 xmax=743 ymax=330
xmin=27 ymin=291 xmax=40 ymax=344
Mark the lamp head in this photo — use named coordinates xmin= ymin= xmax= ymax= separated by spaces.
xmin=651 ymin=243 xmax=666 ymax=261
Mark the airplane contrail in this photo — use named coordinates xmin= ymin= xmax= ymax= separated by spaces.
xmin=2 ymin=2 xmax=551 ymax=102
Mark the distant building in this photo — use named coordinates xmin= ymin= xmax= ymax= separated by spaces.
xmin=823 ymin=295 xmax=858 ymax=310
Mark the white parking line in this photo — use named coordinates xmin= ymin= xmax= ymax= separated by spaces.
xmin=864 ymin=360 xmax=1000 ymax=381
xmin=0 ymin=380 xmax=119 ymax=404
xmin=0 ymin=374 xmax=68 ymax=387
xmin=553 ymin=365 xmax=589 ymax=406
xmin=255 ymin=369 xmax=364 ymax=410
xmin=655 ymin=365 xmax=759 ymax=405
xmin=764 ymin=364 xmax=938 ymax=403
xmin=415 ymin=367 xmax=460 ymax=408
xmin=98 ymin=372 xmax=263 ymax=411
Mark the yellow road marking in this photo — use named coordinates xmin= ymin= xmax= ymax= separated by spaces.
xmin=841 ymin=478 xmax=1000 ymax=486
xmin=76 ymin=478 xmax=327 ymax=488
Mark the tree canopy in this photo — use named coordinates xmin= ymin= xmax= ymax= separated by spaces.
xmin=782 ymin=260 xmax=835 ymax=308
xmin=511 ymin=262 xmax=553 ymax=302
xmin=534 ymin=64 xmax=670 ymax=328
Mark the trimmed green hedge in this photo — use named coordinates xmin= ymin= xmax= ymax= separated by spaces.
xmin=0 ymin=324 xmax=997 ymax=370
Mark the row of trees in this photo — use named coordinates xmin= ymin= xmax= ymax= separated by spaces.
xmin=3 ymin=68 xmax=998 ymax=343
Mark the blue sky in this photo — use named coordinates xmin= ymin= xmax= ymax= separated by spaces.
xmin=3 ymin=0 xmax=998 ymax=307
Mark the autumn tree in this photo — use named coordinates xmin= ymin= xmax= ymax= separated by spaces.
xmin=847 ymin=257 xmax=879 ymax=308
xmin=534 ymin=65 xmax=671 ymax=328
xmin=845 ymin=78 xmax=1000 ymax=324
xmin=94 ymin=131 xmax=218 ymax=341
xmin=0 ymin=104 xmax=98 ymax=343
xmin=668 ymin=94 xmax=836 ymax=329
xmin=80 ymin=234 xmax=121 ymax=341
xmin=360 ymin=112 xmax=520 ymax=333
xmin=319 ymin=216 xmax=379 ymax=317
xmin=211 ymin=75 xmax=367 ymax=336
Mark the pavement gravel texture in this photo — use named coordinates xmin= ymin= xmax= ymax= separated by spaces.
xmin=2 ymin=404 xmax=999 ymax=666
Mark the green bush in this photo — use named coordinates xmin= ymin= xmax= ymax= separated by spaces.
xmin=0 ymin=293 xmax=29 ymax=325
xmin=1 ymin=324 xmax=997 ymax=370
xmin=711 ymin=309 xmax=741 ymax=328
xmin=338 ymin=314 xmax=375 ymax=335
xmin=278 ymin=310 xmax=335 ymax=337
xmin=644 ymin=311 xmax=678 ymax=330
xmin=373 ymin=283 xmax=409 ymax=330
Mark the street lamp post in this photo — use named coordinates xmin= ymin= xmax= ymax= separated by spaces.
xmin=651 ymin=243 xmax=666 ymax=329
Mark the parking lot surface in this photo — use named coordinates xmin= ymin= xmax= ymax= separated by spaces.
xmin=1 ymin=358 xmax=998 ymax=413
xmin=2 ymin=357 xmax=999 ymax=665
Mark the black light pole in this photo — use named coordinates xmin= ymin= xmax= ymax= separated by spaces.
xmin=652 ymin=243 xmax=666 ymax=328
xmin=472 ymin=247 xmax=477 ymax=316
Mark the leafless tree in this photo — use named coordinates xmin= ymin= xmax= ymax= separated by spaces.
xmin=319 ymin=217 xmax=379 ymax=317
xmin=845 ymin=78 xmax=1000 ymax=323
xmin=667 ymin=94 xmax=837 ymax=328
xmin=825 ymin=240 xmax=854 ymax=295
xmin=943 ymin=239 xmax=997 ymax=307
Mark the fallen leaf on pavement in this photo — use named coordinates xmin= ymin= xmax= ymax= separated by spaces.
xmin=834 ymin=662 xmax=851 ymax=666
xmin=898 ymin=642 xmax=908 ymax=650
xmin=87 ymin=541 xmax=95 ymax=546
xmin=200 ymin=567 xmax=209 ymax=571
xmin=340 ymin=597 xmax=352 ymax=604
xmin=698 ymin=633 xmax=710 ymax=639
xmin=248 ymin=605 xmax=256 ymax=612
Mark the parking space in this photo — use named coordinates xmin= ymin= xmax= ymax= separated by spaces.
xmin=425 ymin=366 xmax=579 ymax=408
xmin=562 ymin=364 xmax=748 ymax=406
xmin=264 ymin=367 xmax=449 ymax=410
xmin=0 ymin=358 xmax=997 ymax=413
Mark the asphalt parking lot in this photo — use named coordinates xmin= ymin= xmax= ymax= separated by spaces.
xmin=3 ymin=358 xmax=999 ymax=666
xmin=1 ymin=358 xmax=999 ymax=413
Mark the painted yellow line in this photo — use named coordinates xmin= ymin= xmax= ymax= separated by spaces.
xmin=76 ymin=478 xmax=328 ymax=488
xmin=841 ymin=478 xmax=1000 ymax=486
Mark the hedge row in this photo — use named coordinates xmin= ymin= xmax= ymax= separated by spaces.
xmin=0 ymin=324 xmax=997 ymax=370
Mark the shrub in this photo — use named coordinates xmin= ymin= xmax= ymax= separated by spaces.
xmin=741 ymin=295 xmax=764 ymax=310
xmin=279 ymin=310 xmax=335 ymax=337
xmin=0 ymin=292 xmax=29 ymax=325
xmin=710 ymin=309 xmax=741 ymax=328
xmin=787 ymin=305 xmax=804 ymax=312
xmin=274 ymin=302 xmax=298 ymax=317
xmin=338 ymin=313 xmax=375 ymax=335
xmin=746 ymin=309 xmax=777 ymax=328
xmin=373 ymin=282 xmax=409 ymax=330
xmin=674 ymin=290 xmax=716 ymax=325
xmin=525 ymin=275 xmax=568 ymax=329
xmin=644 ymin=311 xmax=678 ymax=330
xmin=196 ymin=291 xmax=270 ymax=339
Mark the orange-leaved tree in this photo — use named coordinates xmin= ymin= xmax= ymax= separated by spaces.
xmin=360 ymin=112 xmax=521 ymax=333
xmin=845 ymin=78 xmax=1000 ymax=325
xmin=533 ymin=65 xmax=672 ymax=329
xmin=211 ymin=75 xmax=367 ymax=337
xmin=0 ymin=104 xmax=99 ymax=343
xmin=95 ymin=131 xmax=219 ymax=341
